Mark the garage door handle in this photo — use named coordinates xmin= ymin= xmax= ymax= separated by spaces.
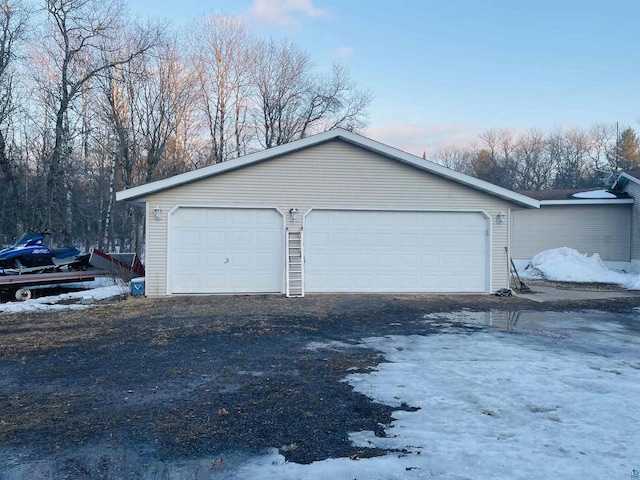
xmin=224 ymin=257 xmax=229 ymax=264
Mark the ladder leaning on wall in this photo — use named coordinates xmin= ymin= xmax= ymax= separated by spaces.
xmin=286 ymin=229 xmax=304 ymax=297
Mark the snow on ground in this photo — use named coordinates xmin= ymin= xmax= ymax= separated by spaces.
xmin=0 ymin=278 xmax=127 ymax=315
xmin=520 ymin=247 xmax=640 ymax=289
xmin=224 ymin=313 xmax=640 ymax=480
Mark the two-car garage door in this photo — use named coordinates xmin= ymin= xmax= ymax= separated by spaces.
xmin=304 ymin=210 xmax=488 ymax=293
xmin=168 ymin=207 xmax=489 ymax=294
xmin=170 ymin=207 xmax=284 ymax=294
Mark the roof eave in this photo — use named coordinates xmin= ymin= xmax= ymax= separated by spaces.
xmin=336 ymin=134 xmax=540 ymax=208
xmin=541 ymin=198 xmax=634 ymax=205
xmin=116 ymin=131 xmax=341 ymax=202
xmin=116 ymin=128 xmax=540 ymax=208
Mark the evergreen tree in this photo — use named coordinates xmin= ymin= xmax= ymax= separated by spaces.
xmin=610 ymin=127 xmax=640 ymax=171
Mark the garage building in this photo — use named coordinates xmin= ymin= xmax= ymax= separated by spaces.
xmin=116 ymin=129 xmax=539 ymax=297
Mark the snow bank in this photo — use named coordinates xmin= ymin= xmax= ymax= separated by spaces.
xmin=521 ymin=247 xmax=640 ymax=288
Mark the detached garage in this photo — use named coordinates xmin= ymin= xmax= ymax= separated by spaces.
xmin=116 ymin=129 xmax=539 ymax=297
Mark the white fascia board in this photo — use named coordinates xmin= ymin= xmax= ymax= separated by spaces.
xmin=618 ymin=172 xmax=640 ymax=187
xmin=541 ymin=199 xmax=634 ymax=206
xmin=116 ymin=128 xmax=540 ymax=208
xmin=116 ymin=130 xmax=342 ymax=201
xmin=336 ymin=131 xmax=540 ymax=208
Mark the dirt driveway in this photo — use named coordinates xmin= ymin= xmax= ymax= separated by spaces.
xmin=0 ymin=293 xmax=638 ymax=478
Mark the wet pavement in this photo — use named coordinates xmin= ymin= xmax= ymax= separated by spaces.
xmin=517 ymin=284 xmax=640 ymax=303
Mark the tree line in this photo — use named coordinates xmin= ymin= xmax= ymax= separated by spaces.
xmin=0 ymin=0 xmax=372 ymax=252
xmin=430 ymin=125 xmax=640 ymax=191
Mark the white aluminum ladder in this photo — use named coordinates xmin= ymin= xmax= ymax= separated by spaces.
xmin=286 ymin=229 xmax=304 ymax=297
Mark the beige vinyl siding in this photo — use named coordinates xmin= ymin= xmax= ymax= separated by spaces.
xmin=624 ymin=181 xmax=640 ymax=261
xmin=512 ymin=204 xmax=631 ymax=262
xmin=141 ymin=140 xmax=516 ymax=295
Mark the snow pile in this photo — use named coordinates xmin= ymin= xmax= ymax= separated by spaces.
xmin=521 ymin=247 xmax=638 ymax=286
xmin=572 ymin=189 xmax=616 ymax=199
xmin=0 ymin=280 xmax=127 ymax=315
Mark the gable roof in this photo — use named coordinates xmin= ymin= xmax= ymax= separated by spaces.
xmin=613 ymin=171 xmax=640 ymax=190
xmin=116 ymin=128 xmax=540 ymax=208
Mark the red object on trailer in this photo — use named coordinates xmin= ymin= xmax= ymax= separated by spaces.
xmin=88 ymin=250 xmax=145 ymax=279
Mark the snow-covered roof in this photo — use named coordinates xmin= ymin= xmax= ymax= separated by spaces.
xmin=571 ymin=190 xmax=617 ymax=199
xmin=116 ymin=128 xmax=540 ymax=208
xmin=518 ymin=188 xmax=633 ymax=205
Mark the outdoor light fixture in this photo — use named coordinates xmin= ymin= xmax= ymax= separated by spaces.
xmin=153 ymin=206 xmax=162 ymax=221
xmin=496 ymin=211 xmax=506 ymax=225
xmin=289 ymin=208 xmax=299 ymax=223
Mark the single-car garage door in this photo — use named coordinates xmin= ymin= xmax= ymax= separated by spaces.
xmin=305 ymin=210 xmax=488 ymax=293
xmin=169 ymin=207 xmax=284 ymax=294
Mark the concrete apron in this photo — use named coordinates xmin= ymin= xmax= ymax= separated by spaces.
xmin=517 ymin=284 xmax=640 ymax=303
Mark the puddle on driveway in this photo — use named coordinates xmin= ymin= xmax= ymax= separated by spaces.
xmin=423 ymin=309 xmax=640 ymax=360
xmin=424 ymin=309 xmax=640 ymax=335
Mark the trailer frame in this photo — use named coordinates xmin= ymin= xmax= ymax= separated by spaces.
xmin=0 ymin=269 xmax=111 ymax=302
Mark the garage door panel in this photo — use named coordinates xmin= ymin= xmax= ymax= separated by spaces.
xmin=170 ymin=207 xmax=283 ymax=294
xmin=305 ymin=210 xmax=487 ymax=293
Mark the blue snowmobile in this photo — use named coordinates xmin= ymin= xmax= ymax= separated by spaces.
xmin=0 ymin=230 xmax=89 ymax=274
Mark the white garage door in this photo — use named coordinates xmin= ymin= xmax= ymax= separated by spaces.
xmin=169 ymin=207 xmax=284 ymax=294
xmin=305 ymin=210 xmax=488 ymax=293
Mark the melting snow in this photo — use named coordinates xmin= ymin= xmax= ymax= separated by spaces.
xmin=0 ymin=279 xmax=127 ymax=314
xmin=521 ymin=247 xmax=640 ymax=289
xmin=571 ymin=190 xmax=617 ymax=199
xmin=224 ymin=317 xmax=640 ymax=479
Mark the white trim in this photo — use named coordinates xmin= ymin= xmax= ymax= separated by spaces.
xmin=303 ymin=207 xmax=492 ymax=294
xmin=300 ymin=228 xmax=305 ymax=297
xmin=166 ymin=205 xmax=286 ymax=295
xmin=540 ymin=199 xmax=634 ymax=206
xmin=617 ymin=172 xmax=640 ymax=187
xmin=302 ymin=206 xmax=493 ymax=216
xmin=117 ymin=129 xmax=540 ymax=209
xmin=482 ymin=210 xmax=492 ymax=294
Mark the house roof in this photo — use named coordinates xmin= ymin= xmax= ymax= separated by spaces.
xmin=621 ymin=170 xmax=640 ymax=181
xmin=613 ymin=170 xmax=640 ymax=191
xmin=116 ymin=128 xmax=540 ymax=208
xmin=517 ymin=188 xmax=633 ymax=205
xmin=517 ymin=189 xmax=593 ymax=201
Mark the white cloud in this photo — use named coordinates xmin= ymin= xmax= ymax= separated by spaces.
xmin=247 ymin=0 xmax=329 ymax=27
xmin=332 ymin=46 xmax=354 ymax=60
xmin=364 ymin=122 xmax=481 ymax=158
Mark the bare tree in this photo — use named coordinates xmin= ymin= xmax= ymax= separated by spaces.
xmin=36 ymin=0 xmax=156 ymax=235
xmin=252 ymin=38 xmax=311 ymax=149
xmin=548 ymin=128 xmax=593 ymax=189
xmin=0 ymin=0 xmax=29 ymax=238
xmin=430 ymin=145 xmax=473 ymax=174
xmin=252 ymin=38 xmax=370 ymax=149
xmin=298 ymin=63 xmax=372 ymax=137
xmin=190 ymin=14 xmax=254 ymax=164
xmin=514 ymin=129 xmax=554 ymax=190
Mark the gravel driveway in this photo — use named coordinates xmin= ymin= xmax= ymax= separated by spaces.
xmin=0 ymin=293 xmax=638 ymax=478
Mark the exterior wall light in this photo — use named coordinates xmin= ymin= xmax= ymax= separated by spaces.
xmin=496 ymin=211 xmax=506 ymax=225
xmin=153 ymin=206 xmax=162 ymax=220
xmin=289 ymin=208 xmax=299 ymax=223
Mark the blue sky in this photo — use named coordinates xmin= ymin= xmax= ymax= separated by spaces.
xmin=129 ymin=0 xmax=640 ymax=155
